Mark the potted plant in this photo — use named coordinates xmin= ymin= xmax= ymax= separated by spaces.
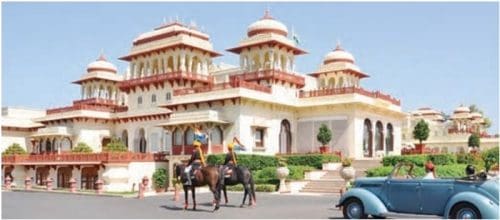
xmin=339 ymin=158 xmax=355 ymax=183
xmin=316 ymin=124 xmax=332 ymax=154
xmin=413 ymin=119 xmax=429 ymax=154
xmin=152 ymin=168 xmax=168 ymax=193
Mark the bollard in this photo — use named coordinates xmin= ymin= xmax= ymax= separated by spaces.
xmin=69 ymin=178 xmax=77 ymax=193
xmin=137 ymin=183 xmax=144 ymax=199
xmin=5 ymin=176 xmax=12 ymax=190
xmin=46 ymin=177 xmax=53 ymax=191
xmin=25 ymin=176 xmax=32 ymax=190
xmin=142 ymin=176 xmax=149 ymax=192
xmin=95 ymin=179 xmax=103 ymax=195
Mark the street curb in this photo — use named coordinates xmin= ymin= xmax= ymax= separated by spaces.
xmin=8 ymin=188 xmax=131 ymax=198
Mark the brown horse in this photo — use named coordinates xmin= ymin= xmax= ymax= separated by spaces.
xmin=174 ymin=163 xmax=222 ymax=211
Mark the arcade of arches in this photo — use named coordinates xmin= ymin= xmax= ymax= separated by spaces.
xmin=363 ymin=118 xmax=394 ymax=157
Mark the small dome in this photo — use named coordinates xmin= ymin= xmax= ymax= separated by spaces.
xmin=470 ymin=112 xmax=482 ymax=119
xmin=323 ymin=43 xmax=355 ymax=65
xmin=453 ymin=105 xmax=470 ymax=114
xmin=247 ymin=10 xmax=288 ymax=37
xmin=87 ymin=54 xmax=117 ymax=73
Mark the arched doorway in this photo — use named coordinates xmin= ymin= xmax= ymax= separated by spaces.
xmin=363 ymin=119 xmax=373 ymax=157
xmin=45 ymin=139 xmax=52 ymax=153
xmin=375 ymin=121 xmax=384 ymax=151
xmin=35 ymin=167 xmax=49 ymax=185
xmin=4 ymin=166 xmax=14 ymax=182
xmin=57 ymin=167 xmax=72 ymax=188
xmin=61 ymin=137 xmax=72 ymax=152
xmin=121 ymin=130 xmax=128 ymax=149
xmin=139 ymin=128 xmax=146 ymax=153
xmin=386 ymin=123 xmax=394 ymax=153
xmin=184 ymin=128 xmax=194 ymax=146
xmin=279 ymin=119 xmax=292 ymax=154
xmin=81 ymin=167 xmax=98 ymax=190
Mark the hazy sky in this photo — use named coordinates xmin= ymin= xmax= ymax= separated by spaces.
xmin=2 ymin=2 xmax=498 ymax=133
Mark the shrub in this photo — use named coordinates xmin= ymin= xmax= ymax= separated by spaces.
xmin=317 ymin=124 xmax=332 ymax=146
xmin=341 ymin=158 xmax=352 ymax=167
xmin=152 ymin=168 xmax=168 ymax=189
xmin=482 ymin=146 xmax=499 ymax=172
xmin=468 ymin=133 xmax=481 ymax=148
xmin=103 ymin=137 xmax=127 ymax=152
xmin=366 ymin=164 xmax=468 ymax=178
xmin=283 ymin=154 xmax=340 ymax=169
xmin=207 ymin=154 xmax=278 ymax=171
xmin=413 ymin=119 xmax=429 ymax=144
xmin=253 ymin=167 xmax=278 ymax=185
xmin=2 ymin=143 xmax=27 ymax=155
xmin=382 ymin=155 xmax=427 ymax=166
xmin=456 ymin=153 xmax=485 ymax=171
xmin=287 ymin=166 xmax=315 ymax=180
xmin=428 ymin=154 xmax=456 ymax=165
xmin=226 ymin=184 xmax=276 ymax=192
xmin=71 ymin=142 xmax=93 ymax=153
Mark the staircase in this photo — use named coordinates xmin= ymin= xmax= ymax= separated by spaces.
xmin=299 ymin=159 xmax=382 ymax=194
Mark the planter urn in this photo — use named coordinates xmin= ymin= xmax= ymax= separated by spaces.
xmin=339 ymin=166 xmax=356 ymax=183
xmin=276 ymin=166 xmax=289 ymax=193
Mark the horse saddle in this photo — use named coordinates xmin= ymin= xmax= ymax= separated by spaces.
xmin=224 ymin=169 xmax=233 ymax=178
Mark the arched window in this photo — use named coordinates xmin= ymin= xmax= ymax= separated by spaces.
xmin=328 ymin=78 xmax=336 ymax=88
xmin=363 ymin=119 xmax=373 ymax=157
xmin=121 ymin=130 xmax=128 ymax=149
xmin=375 ymin=121 xmax=384 ymax=151
xmin=386 ymin=123 xmax=394 ymax=151
xmin=139 ymin=128 xmax=146 ymax=153
xmin=210 ymin=126 xmax=223 ymax=145
xmin=151 ymin=94 xmax=157 ymax=103
xmin=166 ymin=92 xmax=171 ymax=101
xmin=279 ymin=119 xmax=292 ymax=154
xmin=338 ymin=77 xmax=344 ymax=88
xmin=45 ymin=139 xmax=52 ymax=153
xmin=185 ymin=128 xmax=194 ymax=146
xmin=61 ymin=137 xmax=72 ymax=152
xmin=173 ymin=128 xmax=183 ymax=146
xmin=137 ymin=96 xmax=143 ymax=105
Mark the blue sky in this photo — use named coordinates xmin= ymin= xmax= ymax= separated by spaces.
xmin=2 ymin=2 xmax=498 ymax=133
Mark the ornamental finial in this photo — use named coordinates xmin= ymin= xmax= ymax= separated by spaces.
xmin=98 ymin=49 xmax=107 ymax=61
xmin=335 ymin=40 xmax=343 ymax=51
xmin=262 ymin=7 xmax=273 ymax=19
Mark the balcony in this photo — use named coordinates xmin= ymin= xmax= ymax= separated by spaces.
xmin=230 ymin=69 xmax=305 ymax=88
xmin=118 ymin=71 xmax=214 ymax=93
xmin=2 ymin=152 xmax=167 ymax=165
xmin=173 ymin=78 xmax=271 ymax=96
xmin=46 ymin=104 xmax=128 ymax=115
xmin=73 ymin=98 xmax=117 ymax=106
xmin=298 ymin=86 xmax=401 ymax=106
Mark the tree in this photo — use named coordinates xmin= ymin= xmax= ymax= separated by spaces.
xmin=469 ymin=104 xmax=492 ymax=129
xmin=71 ymin=142 xmax=93 ymax=153
xmin=482 ymin=147 xmax=499 ymax=172
xmin=468 ymin=133 xmax=481 ymax=148
xmin=152 ymin=168 xmax=168 ymax=189
xmin=316 ymin=124 xmax=332 ymax=146
xmin=2 ymin=143 xmax=27 ymax=155
xmin=413 ymin=119 xmax=430 ymax=145
xmin=103 ymin=137 xmax=128 ymax=152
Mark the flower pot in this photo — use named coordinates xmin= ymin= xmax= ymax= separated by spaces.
xmin=319 ymin=146 xmax=330 ymax=154
xmin=340 ymin=166 xmax=356 ymax=182
xmin=155 ymin=187 xmax=165 ymax=193
xmin=415 ymin=144 xmax=425 ymax=154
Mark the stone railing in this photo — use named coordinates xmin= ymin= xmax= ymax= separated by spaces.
xmin=73 ymin=98 xmax=116 ymax=106
xmin=231 ymin=69 xmax=305 ymax=87
xmin=46 ymin=103 xmax=128 ymax=115
xmin=1 ymin=152 xmax=167 ymax=165
xmin=119 ymin=71 xmax=213 ymax=90
xmin=298 ymin=86 xmax=401 ymax=106
xmin=173 ymin=78 xmax=271 ymax=96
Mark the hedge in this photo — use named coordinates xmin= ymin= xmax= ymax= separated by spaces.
xmin=366 ymin=164 xmax=468 ymax=178
xmin=225 ymin=184 xmax=276 ymax=192
xmin=482 ymin=147 xmax=499 ymax=172
xmin=283 ymin=154 xmax=341 ymax=169
xmin=206 ymin=154 xmax=278 ymax=171
xmin=382 ymin=154 xmax=457 ymax=166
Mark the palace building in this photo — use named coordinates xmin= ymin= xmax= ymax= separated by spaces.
xmin=402 ymin=106 xmax=498 ymax=153
xmin=1 ymin=11 xmax=405 ymax=191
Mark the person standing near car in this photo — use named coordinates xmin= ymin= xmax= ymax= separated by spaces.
xmin=423 ymin=161 xmax=436 ymax=179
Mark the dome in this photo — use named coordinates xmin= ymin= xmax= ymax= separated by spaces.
xmin=86 ymin=54 xmax=117 ymax=73
xmin=453 ymin=106 xmax=470 ymax=114
xmin=470 ymin=112 xmax=482 ymax=119
xmin=247 ymin=10 xmax=288 ymax=37
xmin=323 ymin=43 xmax=355 ymax=65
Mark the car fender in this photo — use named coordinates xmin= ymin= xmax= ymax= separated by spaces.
xmin=443 ymin=191 xmax=499 ymax=219
xmin=337 ymin=188 xmax=388 ymax=216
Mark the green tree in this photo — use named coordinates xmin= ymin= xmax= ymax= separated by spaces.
xmin=482 ymin=147 xmax=499 ymax=172
xmin=316 ymin=124 xmax=332 ymax=146
xmin=413 ymin=119 xmax=430 ymax=145
xmin=71 ymin=142 xmax=93 ymax=153
xmin=104 ymin=137 xmax=128 ymax=152
xmin=152 ymin=168 xmax=168 ymax=189
xmin=2 ymin=143 xmax=27 ymax=155
xmin=469 ymin=104 xmax=491 ymax=129
xmin=468 ymin=133 xmax=481 ymax=148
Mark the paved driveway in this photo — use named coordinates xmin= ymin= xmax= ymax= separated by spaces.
xmin=2 ymin=191 xmax=343 ymax=219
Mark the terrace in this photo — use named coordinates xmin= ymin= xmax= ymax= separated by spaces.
xmin=2 ymin=152 xmax=167 ymax=165
xmin=298 ymin=86 xmax=401 ymax=106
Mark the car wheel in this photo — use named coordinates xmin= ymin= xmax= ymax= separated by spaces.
xmin=450 ymin=203 xmax=481 ymax=219
xmin=342 ymin=198 xmax=368 ymax=219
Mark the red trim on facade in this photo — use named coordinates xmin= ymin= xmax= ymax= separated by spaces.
xmin=86 ymin=67 xmax=117 ymax=73
xmin=133 ymin=29 xmax=209 ymax=46
xmin=2 ymin=152 xmax=168 ymax=165
xmin=1 ymin=126 xmax=41 ymax=132
xmin=120 ymin=43 xmax=221 ymax=61
xmin=118 ymin=71 xmax=213 ymax=94
xmin=298 ymin=86 xmax=401 ymax=106
xmin=247 ymin=28 xmax=287 ymax=37
xmin=309 ymin=69 xmax=370 ymax=79
xmin=323 ymin=58 xmax=355 ymax=65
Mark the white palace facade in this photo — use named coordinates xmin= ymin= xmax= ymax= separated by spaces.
xmin=1 ymin=11 xmax=405 ymax=191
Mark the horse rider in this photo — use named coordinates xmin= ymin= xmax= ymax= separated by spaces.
xmin=223 ymin=137 xmax=244 ymax=178
xmin=184 ymin=127 xmax=207 ymax=186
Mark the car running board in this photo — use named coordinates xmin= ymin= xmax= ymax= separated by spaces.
xmin=380 ymin=212 xmax=441 ymax=219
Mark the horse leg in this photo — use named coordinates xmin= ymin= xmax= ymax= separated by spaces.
xmin=223 ymin=185 xmax=228 ymax=204
xmin=210 ymin=184 xmax=220 ymax=211
xmin=249 ymin=177 xmax=256 ymax=206
xmin=183 ymin=186 xmax=189 ymax=210
xmin=191 ymin=187 xmax=196 ymax=210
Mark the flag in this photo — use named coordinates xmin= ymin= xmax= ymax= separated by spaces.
xmin=291 ymin=26 xmax=300 ymax=45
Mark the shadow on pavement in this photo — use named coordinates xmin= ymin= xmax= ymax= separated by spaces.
xmin=160 ymin=205 xmax=214 ymax=213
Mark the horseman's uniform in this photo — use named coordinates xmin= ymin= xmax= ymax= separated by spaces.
xmin=184 ymin=129 xmax=207 ymax=185
xmin=223 ymin=142 xmax=239 ymax=177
